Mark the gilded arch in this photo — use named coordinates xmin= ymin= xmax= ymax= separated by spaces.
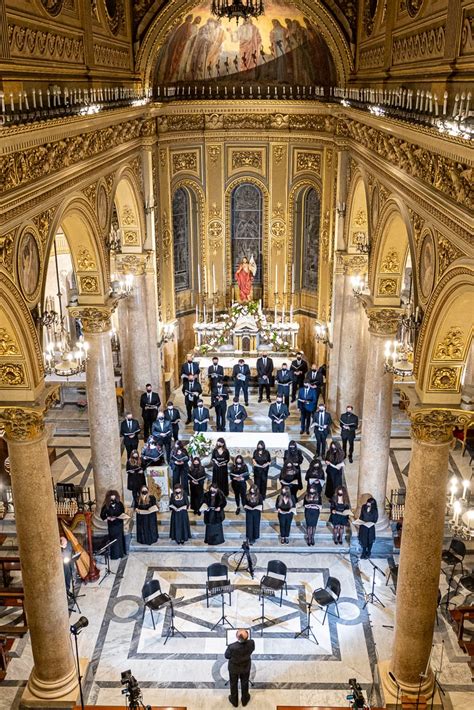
xmin=345 ymin=172 xmax=370 ymax=254
xmin=110 ymin=168 xmax=147 ymax=251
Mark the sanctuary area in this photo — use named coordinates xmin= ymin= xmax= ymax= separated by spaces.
xmin=0 ymin=2 xmax=473 ymax=710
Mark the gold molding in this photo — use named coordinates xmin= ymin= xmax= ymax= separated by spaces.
xmin=116 ymin=253 xmax=149 ymax=276
xmin=0 ymin=363 xmax=25 ymax=386
xmin=0 ymin=327 xmax=19 ymax=356
xmin=428 ymin=365 xmax=462 ymax=392
xmin=434 ymin=327 xmax=465 ymax=361
xmin=381 ymin=248 xmax=400 ymax=273
xmin=0 ymin=385 xmax=59 ymax=442
xmin=409 ymin=408 xmax=458 ymax=444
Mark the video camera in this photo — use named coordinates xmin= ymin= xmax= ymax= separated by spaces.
xmin=347 ymin=677 xmax=367 ymax=709
xmin=121 ymin=670 xmax=150 ymax=710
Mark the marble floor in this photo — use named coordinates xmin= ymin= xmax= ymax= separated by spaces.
xmin=1 ymin=388 xmax=473 ymax=709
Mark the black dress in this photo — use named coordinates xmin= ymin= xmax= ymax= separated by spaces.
xmin=305 ymin=461 xmax=325 ymax=492
xmin=329 ymin=501 xmax=350 ymax=527
xmin=276 ymin=495 xmax=295 ymax=539
xmin=211 ymin=448 xmax=230 ymax=496
xmin=169 ymin=493 xmax=191 ymax=544
xmin=325 ymin=461 xmax=344 ymax=500
xmin=135 ymin=495 xmax=159 ymax=544
xmin=283 ymin=447 xmax=303 ymax=476
xmin=100 ymin=501 xmax=127 ymax=559
xmin=279 ymin=468 xmax=302 ymax=502
xmin=303 ymin=493 xmax=321 ymax=527
xmin=170 ymin=450 xmax=190 ymax=494
xmin=202 ymin=490 xmax=227 ymax=545
xmin=244 ymin=493 xmax=263 ymax=543
xmin=252 ymin=448 xmax=271 ymax=499
xmin=126 ymin=463 xmax=146 ymax=504
xmin=188 ymin=464 xmax=206 ymax=514
xmin=358 ymin=503 xmax=378 ymax=553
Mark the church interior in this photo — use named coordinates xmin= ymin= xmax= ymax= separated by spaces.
xmin=0 ymin=1 xmax=473 ymax=709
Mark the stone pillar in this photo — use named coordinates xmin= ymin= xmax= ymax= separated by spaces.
xmin=327 ymin=255 xmax=345 ymax=414
xmin=357 ymin=307 xmax=401 ymax=525
xmin=381 ymin=409 xmax=456 ymax=701
xmin=117 ymin=255 xmax=153 ymax=419
xmin=70 ymin=305 xmax=123 ymax=524
xmin=0 ymin=399 xmax=79 ymax=706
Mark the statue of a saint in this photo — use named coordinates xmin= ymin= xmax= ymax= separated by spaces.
xmin=235 ymin=255 xmax=257 ymax=302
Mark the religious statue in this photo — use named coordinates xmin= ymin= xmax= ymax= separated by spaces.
xmin=235 ymin=256 xmax=257 ymax=303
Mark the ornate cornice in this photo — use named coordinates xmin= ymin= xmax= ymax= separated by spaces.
xmin=116 ymin=253 xmax=149 ymax=276
xmin=409 ymin=408 xmax=472 ymax=445
xmin=366 ymin=307 xmax=401 ymax=336
xmin=0 ymin=385 xmax=59 ymax=442
xmin=68 ymin=303 xmax=117 ymax=333
xmin=343 ymin=253 xmax=368 ymax=275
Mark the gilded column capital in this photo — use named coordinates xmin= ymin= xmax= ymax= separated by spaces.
xmin=0 ymin=385 xmax=59 ymax=442
xmin=115 ymin=253 xmax=149 ymax=276
xmin=409 ymin=409 xmax=459 ymax=445
xmin=69 ymin=303 xmax=117 ymax=333
xmin=366 ymin=307 xmax=401 ymax=336
xmin=343 ymin=253 xmax=368 ymax=276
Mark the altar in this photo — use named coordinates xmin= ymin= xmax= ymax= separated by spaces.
xmin=203 ymin=431 xmax=289 ymax=457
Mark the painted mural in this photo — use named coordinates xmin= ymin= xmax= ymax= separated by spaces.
xmin=154 ymin=0 xmax=336 ymax=86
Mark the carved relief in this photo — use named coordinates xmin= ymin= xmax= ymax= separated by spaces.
xmin=207 ymin=146 xmax=221 ymax=164
xmin=408 ymin=208 xmax=424 ymax=248
xmin=40 ymin=0 xmax=65 ymax=16
xmin=406 ymin=0 xmax=424 ymax=18
xmin=69 ymin=306 xmax=114 ymax=333
xmin=231 ymin=151 xmax=262 ymax=170
xmin=460 ymin=12 xmax=474 ymax=56
xmin=0 ymin=408 xmax=45 ymax=442
xmin=93 ymin=44 xmax=129 ymax=69
xmin=8 ymin=24 xmax=84 ymax=62
xmin=381 ymin=249 xmax=400 ymax=273
xmin=366 ymin=307 xmax=401 ymax=336
xmin=272 ymin=238 xmax=285 ymax=255
xmin=159 ymin=149 xmax=167 ymax=168
xmin=437 ymin=235 xmax=462 ymax=275
xmin=270 ymin=220 xmax=286 ymax=238
xmin=116 ymin=254 xmax=148 ymax=275
xmin=77 ymin=247 xmax=96 ymax=271
xmin=409 ymin=408 xmax=457 ymax=444
xmin=272 ymin=202 xmax=284 ymax=219
xmin=209 ymin=202 xmax=221 ymax=218
xmin=378 ymin=278 xmax=398 ymax=295
xmin=121 ymin=206 xmax=136 ymax=225
xmin=103 ymin=0 xmax=125 ymax=35
xmin=342 ymin=254 xmax=368 ymax=275
xmin=123 ymin=231 xmax=139 ymax=246
xmin=32 ymin=208 xmax=56 ymax=245
xmin=79 ymin=275 xmax=99 ymax=293
xmin=0 ymin=328 xmax=19 ymax=356
xmin=273 ymin=146 xmax=285 ymax=165
xmin=392 ymin=25 xmax=445 ymax=66
xmin=208 ymin=220 xmax=223 ymax=239
xmin=295 ymin=151 xmax=321 ymax=174
xmin=0 ymin=364 xmax=25 ymax=386
xmin=358 ymin=44 xmax=384 ymax=69
xmin=0 ymin=232 xmax=15 ymax=273
xmin=429 ymin=367 xmax=459 ymax=391
xmin=83 ymin=182 xmax=98 ymax=206
xmin=434 ymin=327 xmax=465 ymax=360
xmin=363 ymin=0 xmax=378 ymax=36
xmin=161 ymin=212 xmax=172 ymax=263
xmin=320 ymin=211 xmax=331 ymax=260
xmin=172 ymin=152 xmax=198 ymax=174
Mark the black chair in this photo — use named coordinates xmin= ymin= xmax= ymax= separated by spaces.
xmin=141 ymin=579 xmax=167 ymax=630
xmin=385 ymin=559 xmax=399 ymax=591
xmin=206 ymin=563 xmax=231 ymax=607
xmin=442 ymin=539 xmax=466 ymax=579
xmin=311 ymin=576 xmax=341 ymax=625
xmin=259 ymin=560 xmax=288 ymax=607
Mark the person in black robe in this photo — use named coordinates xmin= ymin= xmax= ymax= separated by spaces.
xmin=305 ymin=457 xmax=324 ymax=497
xmin=358 ymin=497 xmax=378 ymax=558
xmin=211 ymin=438 xmax=230 ymax=496
xmin=100 ymin=490 xmax=127 ymax=559
xmin=283 ymin=441 xmax=303 ymax=479
xmin=169 ymin=485 xmax=191 ymax=545
xmin=170 ymin=441 xmax=190 ymax=494
xmin=329 ymin=486 xmax=351 ymax=545
xmin=126 ymin=450 xmax=146 ymax=505
xmin=189 ymin=456 xmax=206 ymax=515
xmin=229 ymin=455 xmax=250 ymax=515
xmin=252 ymin=441 xmax=271 ymax=499
xmin=135 ymin=486 xmax=159 ymax=545
xmin=279 ymin=461 xmax=302 ymax=502
xmin=201 ymin=484 xmax=227 ymax=545
xmin=324 ymin=440 xmax=345 ymax=500
xmin=141 ymin=437 xmax=164 ymax=470
xmin=303 ymin=486 xmax=321 ymax=546
xmin=244 ymin=484 xmax=263 ymax=544
xmin=276 ymin=486 xmax=296 ymax=544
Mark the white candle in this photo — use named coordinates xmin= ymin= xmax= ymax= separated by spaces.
xmin=47 ymin=89 xmax=51 ymax=108
xmin=443 ymin=91 xmax=448 ymax=116
xmin=462 ymin=479 xmax=470 ymax=500
xmin=32 ymin=89 xmax=36 ymax=109
xmin=38 ymin=89 xmax=43 ymax=108
xmin=291 ymin=265 xmax=295 ymax=294
xmin=281 ymin=303 xmax=285 ymax=323
xmin=449 ymin=484 xmax=457 ymax=506
xmin=212 ymin=263 xmax=216 ymax=295
xmin=453 ymin=501 xmax=461 ymax=525
xmin=290 ymin=304 xmax=293 ymax=323
xmin=203 ymin=302 xmax=207 ymax=323
xmin=0 ymin=92 xmax=4 ymax=114
xmin=197 ymin=264 xmax=201 ymax=292
xmin=24 ymin=91 xmax=29 ymax=111
xmin=465 ymin=92 xmax=471 ymax=118
xmin=18 ymin=92 xmax=22 ymax=111
xmin=275 ymin=264 xmax=278 ymax=292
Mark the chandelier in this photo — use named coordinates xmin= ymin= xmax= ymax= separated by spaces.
xmin=353 ymin=231 xmax=370 ymax=255
xmin=384 ymin=300 xmax=421 ymax=380
xmin=211 ymin=0 xmax=264 ymax=24
xmin=447 ymin=475 xmax=474 ymax=540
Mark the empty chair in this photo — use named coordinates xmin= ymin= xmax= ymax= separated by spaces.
xmin=259 ymin=560 xmax=288 ymax=607
xmin=141 ymin=579 xmax=166 ymax=630
xmin=311 ymin=576 xmax=341 ymax=625
xmin=206 ymin=563 xmax=231 ymax=607
xmin=385 ymin=558 xmax=399 ymax=591
xmin=442 ymin=539 xmax=466 ymax=579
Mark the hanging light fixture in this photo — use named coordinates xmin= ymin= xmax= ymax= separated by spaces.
xmin=315 ymin=322 xmax=332 ymax=348
xmin=41 ymin=235 xmax=89 ymax=378
xmin=211 ymin=0 xmax=264 ymax=24
xmin=383 ymin=276 xmax=422 ymax=380
xmin=110 ymin=273 xmax=134 ymax=299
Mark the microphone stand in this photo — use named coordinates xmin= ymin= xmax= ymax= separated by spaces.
xmin=363 ymin=559 xmax=385 ymax=609
xmin=70 ymin=627 xmax=84 ymax=710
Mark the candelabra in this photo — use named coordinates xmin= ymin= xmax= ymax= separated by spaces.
xmin=315 ymin=323 xmax=332 ymax=348
xmin=110 ymin=273 xmax=134 ymax=299
xmin=447 ymin=475 xmax=474 ymax=540
xmin=105 ymin=226 xmax=122 ymax=254
xmin=44 ymin=335 xmax=89 ymax=378
xmin=157 ymin=322 xmax=176 ymax=347
xmin=211 ymin=0 xmax=264 ymax=24
xmin=351 ymin=274 xmax=369 ymax=300
xmin=353 ymin=231 xmax=370 ymax=255
xmin=384 ymin=297 xmax=422 ymax=380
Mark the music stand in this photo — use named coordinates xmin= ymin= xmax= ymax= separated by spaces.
xmin=294 ymin=597 xmax=319 ymax=645
xmin=97 ymin=539 xmax=117 ymax=585
xmin=153 ymin=594 xmax=186 ymax=646
xmin=210 ymin=584 xmax=234 ymax=631
xmin=252 ymin=587 xmax=276 ymax=637
xmin=363 ymin=559 xmax=385 ymax=609
xmin=66 ymin=552 xmax=84 ymax=613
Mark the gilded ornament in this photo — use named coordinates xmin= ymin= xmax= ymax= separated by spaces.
xmin=117 ymin=254 xmax=147 ymax=276
xmin=121 ymin=205 xmax=136 ymax=226
xmin=231 ymin=151 xmax=262 ymax=170
xmin=366 ymin=307 xmax=401 ymax=336
xmin=296 ymin=152 xmax=321 ymax=174
xmin=209 ymin=202 xmax=221 ymax=218
xmin=273 ymin=146 xmax=285 ymax=164
xmin=83 ymin=182 xmax=98 ymax=206
xmin=161 ymin=212 xmax=172 ymax=263
xmin=79 ymin=275 xmax=99 ymax=294
xmin=434 ymin=327 xmax=465 ymax=360
xmin=104 ymin=0 xmax=125 ymax=35
xmin=408 ymin=208 xmax=424 ymax=247
xmin=320 ymin=210 xmax=331 ymax=260
xmin=0 ymin=407 xmax=45 ymax=442
xmin=378 ymin=278 xmax=398 ymax=295
xmin=159 ymin=150 xmax=167 ymax=168
xmin=123 ymin=230 xmax=139 ymax=246
xmin=381 ymin=249 xmax=400 ymax=273
xmin=8 ymin=23 xmax=84 ymax=63
xmin=172 ymin=152 xmax=198 ymax=174
xmin=40 ymin=0 xmax=65 ymax=16
xmin=270 ymin=114 xmax=289 ymax=129
xmin=0 ymin=232 xmax=14 ymax=273
xmin=393 ymin=25 xmax=445 ymax=66
xmin=0 ymin=364 xmax=25 ymax=386
xmin=94 ymin=44 xmax=130 ymax=69
xmin=342 ymin=254 xmax=368 ymax=275
xmin=409 ymin=408 xmax=457 ymax=444
xmin=353 ymin=209 xmax=367 ymax=228
xmin=205 ymin=114 xmax=223 ymax=130
xmin=270 ymin=220 xmax=286 ymax=238
xmin=69 ymin=306 xmax=114 ymax=333
xmin=207 ymin=146 xmax=221 ymax=164
xmin=0 ymin=328 xmax=19 ymax=356
xmin=208 ymin=220 xmax=223 ymax=238
xmin=272 ymin=238 xmax=285 ymax=255
xmin=429 ymin=367 xmax=458 ymax=391
xmin=77 ymin=247 xmax=96 ymax=271
xmin=406 ymin=0 xmax=424 ymax=18
xmin=272 ymin=202 xmax=284 ymax=219
xmin=437 ymin=235 xmax=462 ymax=275
xmin=32 ymin=208 xmax=56 ymax=245
xmin=363 ymin=0 xmax=377 ymax=36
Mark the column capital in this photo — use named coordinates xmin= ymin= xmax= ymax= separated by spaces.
xmin=409 ymin=407 xmax=472 ymax=444
xmin=334 ymin=252 xmax=369 ymax=276
xmin=366 ymin=306 xmax=401 ymax=336
xmin=115 ymin=253 xmax=149 ymax=276
xmin=0 ymin=385 xmax=59 ymax=442
xmin=69 ymin=302 xmax=117 ymax=333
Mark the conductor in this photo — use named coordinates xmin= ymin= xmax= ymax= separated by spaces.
xmin=225 ymin=628 xmax=255 ymax=707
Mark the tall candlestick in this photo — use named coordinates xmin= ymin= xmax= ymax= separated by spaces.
xmin=275 ymin=264 xmax=278 ymax=291
xmin=284 ymin=263 xmax=287 ymax=294
xmin=443 ymin=91 xmax=448 ymax=116
xmin=291 ymin=265 xmax=295 ymax=294
xmin=462 ymin=479 xmax=470 ymax=500
xmin=281 ymin=303 xmax=285 ymax=323
xmin=32 ymin=88 xmax=36 ymax=109
xmin=274 ymin=297 xmax=278 ymax=325
xmin=0 ymin=92 xmax=4 ymax=115
xmin=197 ymin=264 xmax=201 ymax=293
xmin=195 ymin=304 xmax=198 ymax=324
xmin=212 ymin=263 xmax=216 ymax=295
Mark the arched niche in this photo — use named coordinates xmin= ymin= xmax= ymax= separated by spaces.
xmin=0 ymin=274 xmax=44 ymax=402
xmin=346 ymin=174 xmax=369 ymax=255
xmin=370 ymin=202 xmax=412 ymax=306
xmin=111 ymin=172 xmax=146 ymax=252
xmin=292 ymin=183 xmax=321 ymax=293
xmin=171 ymin=184 xmax=200 ymax=293
xmin=415 ymin=267 xmax=474 ymax=405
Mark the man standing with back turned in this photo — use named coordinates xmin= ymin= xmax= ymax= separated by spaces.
xmin=225 ymin=628 xmax=255 ymax=707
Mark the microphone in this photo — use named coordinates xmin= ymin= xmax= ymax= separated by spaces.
xmin=70 ymin=616 xmax=89 ymax=635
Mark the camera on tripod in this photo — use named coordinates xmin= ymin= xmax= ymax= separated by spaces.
xmin=121 ymin=670 xmax=150 ymax=710
xmin=347 ymin=677 xmax=367 ymax=709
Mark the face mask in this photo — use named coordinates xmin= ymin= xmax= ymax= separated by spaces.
xmin=168 ymin=406 xmax=173 ymax=410
xmin=297 ymin=357 xmax=301 ymax=361
xmin=141 ymin=490 xmax=147 ymax=495
xmin=258 ymin=445 xmax=263 ymax=450
xmin=319 ymin=407 xmax=324 ymax=412
xmin=312 ymin=367 xmax=317 ymax=371
xmin=111 ymin=496 xmax=116 ymax=501
xmin=277 ymin=400 xmax=282 ymax=405
xmin=347 ymin=409 xmax=352 ymax=413
xmin=282 ymin=368 xmax=287 ymax=372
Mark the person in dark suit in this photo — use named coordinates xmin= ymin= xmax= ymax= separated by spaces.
xmin=297 ymin=381 xmax=317 ymax=434
xmin=151 ymin=412 xmax=173 ymax=462
xmin=308 ymin=363 xmax=325 ymax=405
xmin=120 ymin=413 xmax=140 ymax=459
xmin=232 ymin=359 xmax=250 ymax=405
xmin=268 ymin=396 xmax=289 ymax=432
xmin=180 ymin=354 xmax=200 ymax=393
xmin=164 ymin=401 xmax=181 ymax=441
xmin=312 ymin=404 xmax=333 ymax=458
xmin=275 ymin=362 xmax=292 ymax=406
xmin=225 ymin=628 xmax=255 ymax=707
xmin=208 ymin=356 xmax=224 ymax=391
xmin=211 ymin=379 xmax=229 ymax=431
xmin=339 ymin=405 xmax=359 ymax=463
xmin=290 ymin=352 xmax=308 ymax=402
xmin=227 ymin=397 xmax=247 ymax=432
xmin=139 ymin=384 xmax=161 ymax=441
xmin=256 ymin=352 xmax=273 ymax=402
xmin=193 ymin=399 xmax=210 ymax=432
xmin=184 ymin=374 xmax=202 ymax=424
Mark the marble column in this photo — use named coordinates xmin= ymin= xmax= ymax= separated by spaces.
xmin=0 ymin=400 xmax=79 ymax=706
xmin=357 ymin=307 xmax=400 ymax=525
xmin=382 ymin=409 xmax=456 ymax=700
xmin=70 ymin=305 xmax=123 ymax=524
xmin=327 ymin=256 xmax=345 ymax=414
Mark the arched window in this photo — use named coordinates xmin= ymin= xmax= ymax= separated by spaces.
xmin=172 ymin=187 xmax=196 ymax=292
xmin=294 ymin=187 xmax=320 ymax=292
xmin=231 ymin=183 xmax=263 ymax=285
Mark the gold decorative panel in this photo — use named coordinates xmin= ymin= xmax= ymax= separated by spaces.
xmin=171 ymin=151 xmax=199 ymax=176
xmin=0 ymin=363 xmax=25 ymax=387
xmin=428 ymin=366 xmax=462 ymax=392
xmin=79 ymin=275 xmax=99 ymax=294
xmin=377 ymin=277 xmax=398 ymax=296
xmin=0 ymin=327 xmax=19 ymax=357
xmin=228 ymin=148 xmax=265 ymax=176
xmin=294 ymin=150 xmax=322 ymax=176
xmin=434 ymin=327 xmax=465 ymax=361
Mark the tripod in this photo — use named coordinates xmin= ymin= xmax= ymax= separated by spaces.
xmin=363 ymin=559 xmax=385 ymax=609
xmin=233 ymin=543 xmax=255 ymax=579
xmin=294 ymin=599 xmax=319 ymax=645
xmin=163 ymin=597 xmax=187 ymax=646
xmin=97 ymin=539 xmax=116 ymax=586
xmin=211 ymin=589 xmax=234 ymax=631
xmin=252 ymin=588 xmax=275 ymax=637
